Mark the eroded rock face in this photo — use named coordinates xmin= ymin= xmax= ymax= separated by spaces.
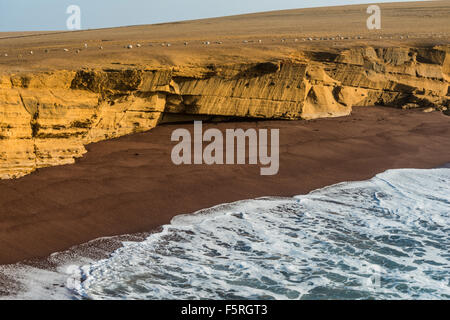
xmin=0 ymin=46 xmax=449 ymax=179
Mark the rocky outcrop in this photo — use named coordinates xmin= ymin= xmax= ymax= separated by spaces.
xmin=328 ymin=46 xmax=449 ymax=108
xmin=0 ymin=45 xmax=449 ymax=179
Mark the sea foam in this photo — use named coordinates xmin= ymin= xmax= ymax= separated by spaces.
xmin=2 ymin=167 xmax=449 ymax=299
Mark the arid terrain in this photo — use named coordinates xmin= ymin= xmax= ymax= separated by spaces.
xmin=0 ymin=1 xmax=449 ymax=264
xmin=1 ymin=1 xmax=450 ymax=72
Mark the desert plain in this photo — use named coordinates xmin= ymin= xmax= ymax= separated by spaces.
xmin=0 ymin=1 xmax=449 ymax=265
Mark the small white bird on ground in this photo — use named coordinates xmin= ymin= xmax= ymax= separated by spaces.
xmin=64 ymin=48 xmax=69 ymax=52
xmin=127 ymin=44 xmax=133 ymax=49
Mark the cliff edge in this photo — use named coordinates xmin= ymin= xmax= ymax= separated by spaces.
xmin=0 ymin=45 xmax=449 ymax=179
xmin=1 ymin=2 xmax=449 ymax=178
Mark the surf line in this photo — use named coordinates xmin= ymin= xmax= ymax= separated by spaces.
xmin=171 ymin=121 xmax=279 ymax=176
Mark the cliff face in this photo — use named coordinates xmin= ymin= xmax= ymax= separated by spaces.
xmin=0 ymin=46 xmax=449 ymax=179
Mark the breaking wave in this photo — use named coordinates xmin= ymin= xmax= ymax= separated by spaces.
xmin=2 ymin=167 xmax=449 ymax=299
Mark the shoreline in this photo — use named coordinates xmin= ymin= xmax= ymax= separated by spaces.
xmin=0 ymin=106 xmax=450 ymax=265
xmin=2 ymin=164 xmax=449 ymax=299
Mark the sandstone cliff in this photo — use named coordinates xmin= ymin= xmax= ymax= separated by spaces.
xmin=0 ymin=46 xmax=449 ymax=179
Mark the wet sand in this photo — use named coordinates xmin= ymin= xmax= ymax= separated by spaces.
xmin=0 ymin=106 xmax=449 ymax=265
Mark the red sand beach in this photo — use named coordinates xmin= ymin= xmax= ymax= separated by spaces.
xmin=0 ymin=106 xmax=449 ymax=265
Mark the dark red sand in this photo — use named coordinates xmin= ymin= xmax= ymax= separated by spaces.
xmin=0 ymin=106 xmax=449 ymax=265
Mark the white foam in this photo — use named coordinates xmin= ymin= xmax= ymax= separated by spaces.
xmin=2 ymin=168 xmax=449 ymax=299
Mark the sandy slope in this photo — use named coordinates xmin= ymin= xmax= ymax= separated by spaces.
xmin=0 ymin=1 xmax=449 ymax=73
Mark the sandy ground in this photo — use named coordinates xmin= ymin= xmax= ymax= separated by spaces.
xmin=0 ymin=106 xmax=449 ymax=264
xmin=0 ymin=1 xmax=449 ymax=265
xmin=0 ymin=1 xmax=449 ymax=73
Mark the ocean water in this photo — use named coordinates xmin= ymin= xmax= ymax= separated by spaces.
xmin=1 ymin=167 xmax=449 ymax=300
